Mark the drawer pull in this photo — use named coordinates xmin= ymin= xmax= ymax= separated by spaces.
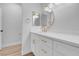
xmin=41 ymin=40 xmax=47 ymax=43
xmin=33 ymin=40 xmax=35 ymax=44
xmin=41 ymin=49 xmax=47 ymax=53
xmin=44 ymin=41 xmax=47 ymax=43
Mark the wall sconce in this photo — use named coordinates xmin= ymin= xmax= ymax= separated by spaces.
xmin=43 ymin=3 xmax=55 ymax=28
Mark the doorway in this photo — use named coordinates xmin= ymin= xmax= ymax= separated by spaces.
xmin=0 ymin=3 xmax=22 ymax=56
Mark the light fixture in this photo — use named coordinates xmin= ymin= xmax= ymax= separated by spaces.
xmin=43 ymin=3 xmax=55 ymax=27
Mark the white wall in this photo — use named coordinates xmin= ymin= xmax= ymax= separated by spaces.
xmin=49 ymin=4 xmax=79 ymax=35
xmin=0 ymin=8 xmax=2 ymax=49
xmin=1 ymin=4 xmax=22 ymax=48
xmin=22 ymin=3 xmax=41 ymax=55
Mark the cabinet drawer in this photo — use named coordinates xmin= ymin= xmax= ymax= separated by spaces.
xmin=38 ymin=45 xmax=53 ymax=56
xmin=31 ymin=37 xmax=41 ymax=56
xmin=31 ymin=33 xmax=53 ymax=48
xmin=54 ymin=41 xmax=79 ymax=56
xmin=31 ymin=33 xmax=53 ymax=56
xmin=39 ymin=35 xmax=53 ymax=48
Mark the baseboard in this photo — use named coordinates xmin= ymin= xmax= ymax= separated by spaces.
xmin=3 ymin=41 xmax=21 ymax=48
xmin=21 ymin=50 xmax=32 ymax=56
xmin=23 ymin=52 xmax=34 ymax=56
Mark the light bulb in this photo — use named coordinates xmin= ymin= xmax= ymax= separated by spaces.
xmin=44 ymin=7 xmax=49 ymax=12
xmin=48 ymin=3 xmax=53 ymax=9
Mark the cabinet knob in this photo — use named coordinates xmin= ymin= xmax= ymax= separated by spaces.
xmin=33 ymin=40 xmax=35 ymax=44
xmin=0 ymin=30 xmax=3 ymax=32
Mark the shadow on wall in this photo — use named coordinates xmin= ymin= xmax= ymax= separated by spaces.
xmin=49 ymin=4 xmax=79 ymax=35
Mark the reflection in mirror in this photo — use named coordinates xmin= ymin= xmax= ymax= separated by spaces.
xmin=32 ymin=11 xmax=40 ymax=26
xmin=41 ymin=13 xmax=48 ymax=26
xmin=41 ymin=13 xmax=49 ymax=32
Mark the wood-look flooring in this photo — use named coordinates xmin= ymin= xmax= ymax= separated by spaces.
xmin=0 ymin=44 xmax=21 ymax=56
xmin=0 ymin=44 xmax=34 ymax=56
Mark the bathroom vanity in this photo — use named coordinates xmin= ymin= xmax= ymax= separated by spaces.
xmin=31 ymin=4 xmax=79 ymax=56
xmin=31 ymin=27 xmax=79 ymax=56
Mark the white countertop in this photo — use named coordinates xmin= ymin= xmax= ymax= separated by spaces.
xmin=31 ymin=26 xmax=79 ymax=47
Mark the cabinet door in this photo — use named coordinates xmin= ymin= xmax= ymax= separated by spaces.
xmin=54 ymin=50 xmax=65 ymax=56
xmin=31 ymin=34 xmax=41 ymax=56
xmin=31 ymin=37 xmax=36 ymax=55
xmin=38 ymin=45 xmax=53 ymax=56
xmin=54 ymin=41 xmax=79 ymax=56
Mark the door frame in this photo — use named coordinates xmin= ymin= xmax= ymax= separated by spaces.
xmin=0 ymin=8 xmax=2 ymax=49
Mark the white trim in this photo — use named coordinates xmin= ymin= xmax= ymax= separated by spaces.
xmin=0 ymin=8 xmax=2 ymax=50
xmin=21 ymin=49 xmax=32 ymax=55
xmin=3 ymin=41 xmax=21 ymax=48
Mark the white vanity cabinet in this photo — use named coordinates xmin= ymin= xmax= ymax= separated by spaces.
xmin=54 ymin=41 xmax=79 ymax=56
xmin=31 ymin=32 xmax=79 ymax=56
xmin=31 ymin=33 xmax=53 ymax=56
